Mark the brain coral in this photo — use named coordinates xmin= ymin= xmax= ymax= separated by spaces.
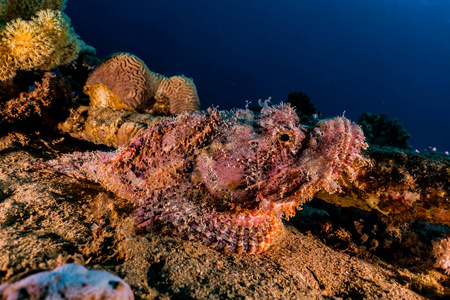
xmin=85 ymin=52 xmax=163 ymax=110
xmin=0 ymin=0 xmax=66 ymax=23
xmin=84 ymin=52 xmax=200 ymax=115
xmin=157 ymin=75 xmax=201 ymax=114
xmin=0 ymin=9 xmax=82 ymax=81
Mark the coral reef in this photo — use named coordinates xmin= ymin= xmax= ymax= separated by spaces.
xmin=35 ymin=103 xmax=366 ymax=254
xmin=0 ymin=71 xmax=73 ymax=125
xmin=316 ymin=146 xmax=450 ymax=226
xmin=0 ymin=263 xmax=133 ymax=299
xmin=0 ymin=0 xmax=66 ymax=22
xmin=358 ymin=111 xmax=412 ymax=150
xmin=0 ymin=0 xmax=447 ymax=294
xmin=0 ymin=8 xmax=84 ymax=81
xmin=84 ymin=52 xmax=200 ymax=115
xmin=61 ymin=52 xmax=201 ymax=148
xmin=433 ymin=237 xmax=450 ymax=275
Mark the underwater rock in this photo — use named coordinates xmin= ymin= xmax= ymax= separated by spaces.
xmin=58 ymin=106 xmax=165 ymax=148
xmin=316 ymin=146 xmax=450 ymax=226
xmin=35 ymin=103 xmax=366 ymax=254
xmin=0 ymin=263 xmax=133 ymax=300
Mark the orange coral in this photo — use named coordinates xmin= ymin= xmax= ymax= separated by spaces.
xmin=84 ymin=52 xmax=200 ymax=115
xmin=0 ymin=9 xmax=82 ymax=81
xmin=83 ymin=83 xmax=134 ymax=111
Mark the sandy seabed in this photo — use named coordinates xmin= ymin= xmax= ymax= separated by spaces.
xmin=0 ymin=131 xmax=448 ymax=299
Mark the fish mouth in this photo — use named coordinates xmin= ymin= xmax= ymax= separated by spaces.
xmin=194 ymin=116 xmax=365 ymax=217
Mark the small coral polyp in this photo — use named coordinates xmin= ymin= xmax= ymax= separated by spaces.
xmin=37 ymin=103 xmax=366 ymax=254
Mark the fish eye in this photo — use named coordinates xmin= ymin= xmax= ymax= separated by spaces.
xmin=276 ymin=131 xmax=294 ymax=145
xmin=279 ymin=133 xmax=290 ymax=142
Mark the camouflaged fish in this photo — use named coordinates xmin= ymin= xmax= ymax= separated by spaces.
xmin=36 ymin=103 xmax=365 ymax=254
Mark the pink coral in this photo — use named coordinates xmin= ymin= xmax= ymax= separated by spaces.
xmin=35 ymin=103 xmax=365 ymax=254
xmin=432 ymin=237 xmax=450 ymax=274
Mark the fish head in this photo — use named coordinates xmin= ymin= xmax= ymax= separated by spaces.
xmin=196 ymin=103 xmax=365 ymax=218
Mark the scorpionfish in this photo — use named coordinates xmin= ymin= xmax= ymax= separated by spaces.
xmin=38 ymin=103 xmax=365 ymax=254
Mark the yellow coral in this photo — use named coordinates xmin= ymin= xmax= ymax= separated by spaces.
xmin=0 ymin=43 xmax=16 ymax=80
xmin=1 ymin=17 xmax=55 ymax=69
xmin=0 ymin=0 xmax=66 ymax=22
xmin=83 ymin=83 xmax=134 ymax=111
xmin=0 ymin=9 xmax=81 ymax=81
xmin=35 ymin=9 xmax=81 ymax=68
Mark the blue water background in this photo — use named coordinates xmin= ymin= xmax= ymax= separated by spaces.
xmin=66 ymin=0 xmax=450 ymax=151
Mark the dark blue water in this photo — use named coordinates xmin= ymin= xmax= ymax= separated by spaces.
xmin=66 ymin=0 xmax=450 ymax=151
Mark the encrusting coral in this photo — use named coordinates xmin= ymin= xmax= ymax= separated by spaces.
xmin=60 ymin=52 xmax=201 ymax=148
xmin=0 ymin=71 xmax=73 ymax=125
xmin=84 ymin=52 xmax=200 ymax=115
xmin=35 ymin=103 xmax=366 ymax=254
xmin=0 ymin=263 xmax=133 ymax=300
xmin=315 ymin=146 xmax=450 ymax=227
xmin=0 ymin=7 xmax=84 ymax=81
xmin=432 ymin=237 xmax=450 ymax=275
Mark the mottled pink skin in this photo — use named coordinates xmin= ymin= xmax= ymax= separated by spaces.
xmin=196 ymin=105 xmax=364 ymax=217
xmin=197 ymin=105 xmax=308 ymax=210
xmin=37 ymin=103 xmax=365 ymax=254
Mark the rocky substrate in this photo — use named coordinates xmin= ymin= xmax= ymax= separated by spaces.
xmin=0 ymin=132 xmax=449 ymax=299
